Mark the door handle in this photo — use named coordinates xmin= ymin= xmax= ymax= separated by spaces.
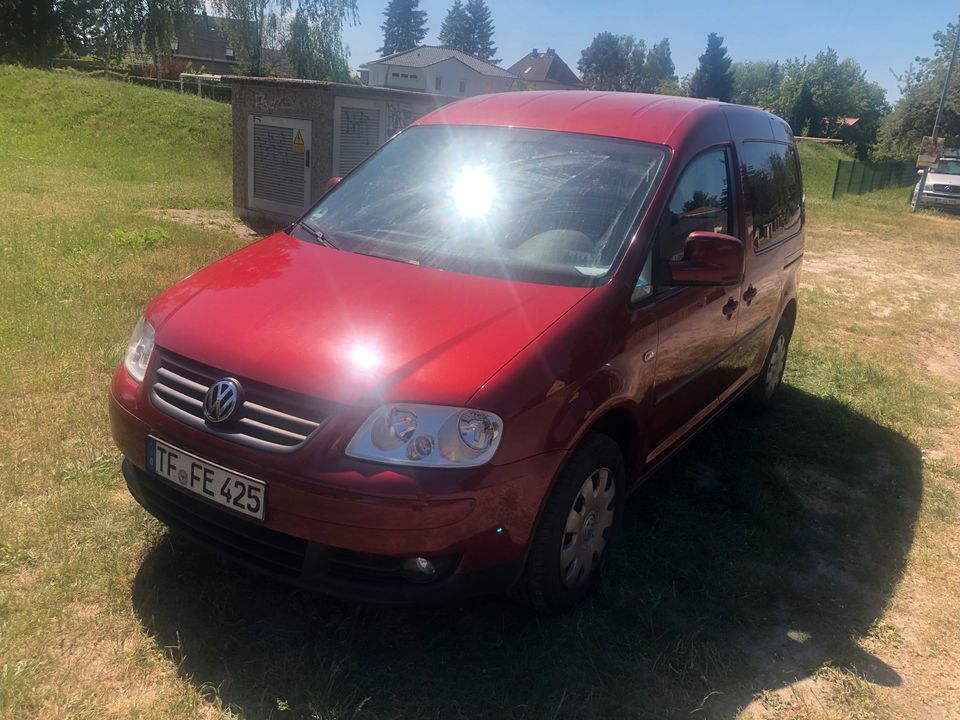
xmin=722 ymin=297 xmax=739 ymax=319
xmin=743 ymin=285 xmax=758 ymax=304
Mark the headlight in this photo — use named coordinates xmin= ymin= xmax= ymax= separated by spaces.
xmin=346 ymin=404 xmax=503 ymax=468
xmin=123 ymin=316 xmax=155 ymax=383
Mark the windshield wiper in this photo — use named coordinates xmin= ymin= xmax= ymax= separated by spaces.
xmin=296 ymin=221 xmax=337 ymax=249
xmin=350 ymin=247 xmax=421 ymax=266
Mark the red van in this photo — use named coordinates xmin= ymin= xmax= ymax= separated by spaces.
xmin=110 ymin=92 xmax=804 ymax=611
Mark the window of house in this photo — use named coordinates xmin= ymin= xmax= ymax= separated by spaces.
xmin=741 ymin=141 xmax=803 ymax=251
xmin=400 ymin=73 xmax=409 ymax=78
xmin=410 ymin=74 xmax=417 ymax=79
xmin=459 ymin=80 xmax=467 ymax=93
xmin=170 ymin=40 xmax=179 ymax=52
xmin=435 ymin=76 xmax=442 ymax=90
xmin=225 ymin=46 xmax=235 ymax=58
xmin=658 ymin=147 xmax=733 ymax=274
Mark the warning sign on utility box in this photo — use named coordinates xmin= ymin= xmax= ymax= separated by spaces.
xmin=292 ymin=130 xmax=305 ymax=154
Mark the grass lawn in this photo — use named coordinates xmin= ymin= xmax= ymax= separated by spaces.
xmin=1 ymin=67 xmax=958 ymax=719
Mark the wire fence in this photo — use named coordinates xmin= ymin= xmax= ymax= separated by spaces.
xmin=52 ymin=61 xmax=233 ymax=103
xmin=832 ymin=160 xmax=917 ymax=199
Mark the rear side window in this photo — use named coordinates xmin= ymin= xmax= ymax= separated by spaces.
xmin=659 ymin=147 xmax=733 ymax=265
xmin=741 ymin=141 xmax=803 ymax=250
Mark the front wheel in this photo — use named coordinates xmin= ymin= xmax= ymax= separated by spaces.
xmin=513 ymin=433 xmax=624 ymax=613
xmin=747 ymin=314 xmax=794 ymax=411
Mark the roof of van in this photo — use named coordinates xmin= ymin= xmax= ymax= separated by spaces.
xmin=414 ymin=91 xmax=783 ymax=147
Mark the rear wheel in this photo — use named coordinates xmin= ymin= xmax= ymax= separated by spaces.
xmin=514 ymin=433 xmax=624 ymax=612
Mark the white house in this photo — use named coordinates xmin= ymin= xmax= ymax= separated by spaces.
xmin=358 ymin=46 xmax=518 ymax=97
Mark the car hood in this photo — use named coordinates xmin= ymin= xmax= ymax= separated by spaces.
xmin=923 ymin=171 xmax=960 ymax=187
xmin=147 ymin=232 xmax=592 ymax=407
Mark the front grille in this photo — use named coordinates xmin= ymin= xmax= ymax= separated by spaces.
xmin=150 ymin=350 xmax=327 ymax=452
xmin=932 ymin=183 xmax=960 ymax=194
xmin=139 ymin=469 xmax=308 ymax=578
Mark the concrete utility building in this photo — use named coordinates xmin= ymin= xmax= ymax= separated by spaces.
xmin=227 ymin=76 xmax=454 ymax=225
xmin=358 ymin=46 xmax=518 ymax=96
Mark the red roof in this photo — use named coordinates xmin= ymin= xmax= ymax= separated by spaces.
xmin=414 ymin=91 xmax=729 ymax=146
xmin=507 ymin=49 xmax=582 ymax=87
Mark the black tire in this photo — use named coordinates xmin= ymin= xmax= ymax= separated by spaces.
xmin=747 ymin=312 xmax=794 ymax=411
xmin=513 ymin=433 xmax=625 ymax=613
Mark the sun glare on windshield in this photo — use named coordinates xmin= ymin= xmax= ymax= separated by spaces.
xmin=451 ymin=166 xmax=496 ymax=218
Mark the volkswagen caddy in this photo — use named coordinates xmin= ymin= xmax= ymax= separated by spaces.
xmin=110 ymin=92 xmax=804 ymax=611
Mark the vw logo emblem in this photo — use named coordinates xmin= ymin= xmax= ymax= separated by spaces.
xmin=203 ymin=378 xmax=243 ymax=425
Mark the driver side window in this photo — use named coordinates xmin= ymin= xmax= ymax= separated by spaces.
xmin=659 ymin=148 xmax=733 ymax=270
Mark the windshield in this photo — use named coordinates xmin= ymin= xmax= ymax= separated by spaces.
xmin=302 ymin=125 xmax=667 ymax=285
xmin=935 ymin=159 xmax=960 ymax=175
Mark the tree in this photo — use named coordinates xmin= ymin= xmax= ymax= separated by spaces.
xmin=878 ymin=20 xmax=960 ymax=160
xmin=621 ymin=37 xmax=644 ymax=91
xmin=213 ymin=0 xmax=271 ymax=75
xmin=764 ymin=48 xmax=888 ymax=155
xmin=579 ymin=32 xmax=675 ymax=93
xmin=463 ymin=0 xmax=496 ymax=62
xmin=688 ymin=32 xmax=734 ymax=101
xmin=438 ymin=0 xmax=496 ymax=62
xmin=731 ymin=60 xmax=782 ymax=105
xmin=0 ymin=0 xmax=94 ymax=65
xmin=437 ymin=0 xmax=471 ymax=53
xmin=642 ymin=38 xmax=676 ymax=93
xmin=378 ymin=0 xmax=427 ymax=56
xmin=214 ymin=0 xmax=357 ymax=78
xmin=141 ymin=0 xmax=200 ymax=81
xmin=578 ymin=32 xmax=629 ymax=91
xmin=284 ymin=0 xmax=357 ymax=81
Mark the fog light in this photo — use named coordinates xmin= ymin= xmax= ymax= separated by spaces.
xmin=402 ymin=556 xmax=437 ymax=583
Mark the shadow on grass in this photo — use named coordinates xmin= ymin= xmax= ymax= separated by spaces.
xmin=131 ymin=386 xmax=921 ymax=719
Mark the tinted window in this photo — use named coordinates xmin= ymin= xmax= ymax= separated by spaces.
xmin=659 ymin=148 xmax=732 ymax=266
xmin=742 ymin=141 xmax=803 ymax=250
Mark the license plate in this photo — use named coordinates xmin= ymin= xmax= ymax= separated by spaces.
xmin=146 ymin=437 xmax=266 ymax=521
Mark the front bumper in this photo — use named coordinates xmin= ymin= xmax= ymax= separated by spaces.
xmin=917 ymin=192 xmax=960 ymax=208
xmin=123 ymin=460 xmax=526 ymax=602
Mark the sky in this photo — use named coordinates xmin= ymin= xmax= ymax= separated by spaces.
xmin=342 ymin=0 xmax=960 ymax=103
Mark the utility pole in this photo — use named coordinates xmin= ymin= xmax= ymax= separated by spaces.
xmin=915 ymin=17 xmax=960 ymax=211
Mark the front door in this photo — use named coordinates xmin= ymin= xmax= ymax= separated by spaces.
xmin=647 ymin=147 xmax=743 ymax=462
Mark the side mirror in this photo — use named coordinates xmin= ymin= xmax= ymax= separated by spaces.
xmin=668 ymin=231 xmax=745 ymax=286
xmin=323 ymin=176 xmax=342 ymax=194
